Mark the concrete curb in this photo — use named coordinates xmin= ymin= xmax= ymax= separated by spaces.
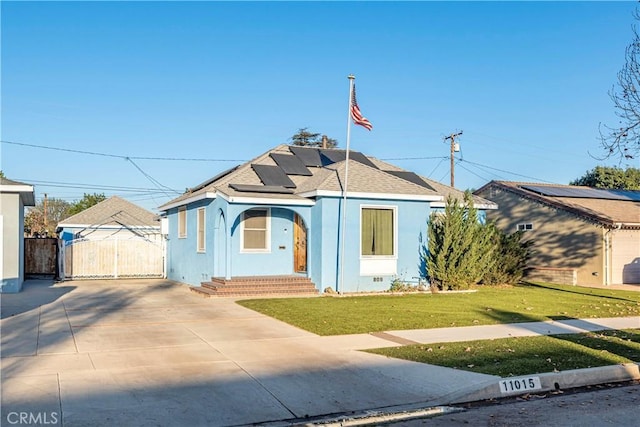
xmin=258 ymin=404 xmax=463 ymax=427
xmin=448 ymin=363 xmax=640 ymax=404
xmin=292 ymin=364 xmax=640 ymax=426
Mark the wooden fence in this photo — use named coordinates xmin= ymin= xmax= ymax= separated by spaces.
xmin=24 ymin=238 xmax=58 ymax=277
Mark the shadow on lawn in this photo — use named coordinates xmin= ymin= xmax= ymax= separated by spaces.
xmin=557 ymin=330 xmax=640 ymax=362
xmin=482 ymin=307 xmax=640 ymax=366
xmin=520 ymin=281 xmax=640 ymax=304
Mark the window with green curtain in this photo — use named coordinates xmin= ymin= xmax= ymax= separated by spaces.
xmin=361 ymin=208 xmax=394 ymax=256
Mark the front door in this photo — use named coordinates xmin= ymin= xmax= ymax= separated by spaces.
xmin=293 ymin=213 xmax=307 ymax=272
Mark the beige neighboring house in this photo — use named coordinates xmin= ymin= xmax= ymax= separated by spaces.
xmin=57 ymin=196 xmax=164 ymax=279
xmin=475 ymin=181 xmax=640 ymax=286
xmin=1 ymin=177 xmax=35 ymax=292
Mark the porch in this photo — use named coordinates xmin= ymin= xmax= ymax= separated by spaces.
xmin=191 ymin=275 xmax=318 ymax=297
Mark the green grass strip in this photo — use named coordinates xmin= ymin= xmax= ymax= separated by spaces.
xmin=366 ymin=329 xmax=640 ymax=377
xmin=237 ymin=282 xmax=640 ymax=336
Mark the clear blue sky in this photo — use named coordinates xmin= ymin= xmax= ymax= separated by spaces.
xmin=2 ymin=1 xmax=638 ymax=212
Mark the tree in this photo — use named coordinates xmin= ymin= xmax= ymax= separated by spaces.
xmin=482 ymin=227 xmax=533 ymax=286
xmin=290 ymin=128 xmax=338 ymax=148
xmin=0 ymin=170 xmax=5 ymax=179
xmin=426 ymin=193 xmax=497 ymax=290
xmin=570 ymin=166 xmax=640 ymax=190
xmin=24 ymin=197 xmax=71 ymax=236
xmin=66 ymin=193 xmax=107 ymax=217
xmin=599 ymin=10 xmax=640 ymax=160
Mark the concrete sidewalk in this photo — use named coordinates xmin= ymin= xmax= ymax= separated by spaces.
xmin=1 ymin=279 xmax=638 ymax=427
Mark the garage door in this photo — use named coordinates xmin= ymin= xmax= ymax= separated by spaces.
xmin=611 ymin=229 xmax=640 ymax=284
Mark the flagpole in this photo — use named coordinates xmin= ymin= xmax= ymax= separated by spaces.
xmin=338 ymin=75 xmax=355 ymax=294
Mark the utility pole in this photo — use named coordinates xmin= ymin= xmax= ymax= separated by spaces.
xmin=444 ymin=131 xmax=463 ymax=187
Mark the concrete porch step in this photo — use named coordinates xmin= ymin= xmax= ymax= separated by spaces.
xmin=194 ymin=275 xmax=319 ymax=298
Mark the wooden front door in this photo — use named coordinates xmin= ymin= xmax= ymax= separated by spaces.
xmin=293 ymin=214 xmax=307 ymax=272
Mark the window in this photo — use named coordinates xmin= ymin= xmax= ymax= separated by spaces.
xmin=197 ymin=208 xmax=206 ymax=252
xmin=242 ymin=208 xmax=270 ymax=251
xmin=517 ymin=223 xmax=534 ymax=231
xmin=178 ymin=207 xmax=187 ymax=238
xmin=361 ymin=207 xmax=395 ymax=256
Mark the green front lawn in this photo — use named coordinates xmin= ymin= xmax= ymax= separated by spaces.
xmin=237 ymin=282 xmax=640 ymax=336
xmin=367 ymin=329 xmax=640 ymax=377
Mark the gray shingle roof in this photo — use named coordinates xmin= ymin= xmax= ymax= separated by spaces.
xmin=160 ymin=144 xmax=498 ymax=210
xmin=58 ymin=196 xmax=159 ymax=228
xmin=370 ymin=158 xmax=497 ymax=208
xmin=1 ymin=177 xmax=31 ymax=186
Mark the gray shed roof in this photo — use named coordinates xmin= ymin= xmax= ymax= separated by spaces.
xmin=58 ymin=196 xmax=159 ymax=228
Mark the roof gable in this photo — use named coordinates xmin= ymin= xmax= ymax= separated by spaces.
xmin=58 ymin=196 xmax=159 ymax=228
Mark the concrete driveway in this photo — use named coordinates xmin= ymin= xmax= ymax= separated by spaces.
xmin=1 ymin=279 xmax=496 ymax=426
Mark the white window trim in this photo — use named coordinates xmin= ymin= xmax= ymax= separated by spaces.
xmin=197 ymin=207 xmax=206 ymax=253
xmin=359 ymin=204 xmax=398 ymax=260
xmin=178 ymin=207 xmax=187 ymax=239
xmin=240 ymin=208 xmax=271 ymax=253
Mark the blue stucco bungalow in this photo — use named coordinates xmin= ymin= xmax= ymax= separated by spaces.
xmin=159 ymin=145 xmax=495 ymax=295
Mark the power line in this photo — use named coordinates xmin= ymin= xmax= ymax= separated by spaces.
xmin=380 ymin=156 xmax=448 ymax=161
xmin=459 ymin=159 xmax=556 ymax=184
xmin=456 ymin=162 xmax=493 ymax=182
xmin=1 ymin=140 xmax=244 ymax=162
xmin=125 ymin=157 xmax=180 ymax=196
xmin=427 ymin=157 xmax=447 ymax=178
xmin=13 ymin=178 xmax=170 ymax=193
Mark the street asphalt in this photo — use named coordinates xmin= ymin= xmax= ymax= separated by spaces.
xmin=1 ymin=279 xmax=638 ymax=426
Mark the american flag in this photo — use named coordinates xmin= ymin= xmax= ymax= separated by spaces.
xmin=350 ymin=84 xmax=373 ymax=131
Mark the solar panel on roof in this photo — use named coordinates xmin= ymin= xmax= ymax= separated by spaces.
xmin=289 ymin=146 xmax=323 ymax=167
xmin=384 ymin=171 xmax=435 ymax=190
xmin=521 ymin=185 xmax=640 ymax=201
xmin=320 ymin=149 xmax=346 ymax=164
xmin=229 ymin=184 xmax=294 ymax=194
xmin=319 ymin=149 xmax=379 ymax=168
xmin=604 ymin=189 xmax=640 ymax=201
xmin=189 ymin=166 xmax=239 ymax=192
xmin=270 ymin=153 xmax=312 ymax=176
xmin=251 ymin=164 xmax=296 ymax=188
xmin=348 ymin=151 xmax=379 ymax=168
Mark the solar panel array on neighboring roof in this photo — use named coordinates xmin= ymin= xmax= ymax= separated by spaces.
xmin=384 ymin=171 xmax=435 ymax=190
xmin=229 ymin=184 xmax=294 ymax=194
xmin=521 ymin=185 xmax=640 ymax=201
xmin=270 ymin=153 xmax=312 ymax=176
xmin=251 ymin=164 xmax=296 ymax=188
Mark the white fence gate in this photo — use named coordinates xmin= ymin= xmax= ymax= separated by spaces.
xmin=62 ymin=237 xmax=164 ymax=279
